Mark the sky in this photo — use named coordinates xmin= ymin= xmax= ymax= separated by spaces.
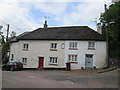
xmin=0 ymin=0 xmax=112 ymax=37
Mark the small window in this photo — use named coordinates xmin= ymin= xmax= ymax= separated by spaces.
xmin=69 ymin=42 xmax=77 ymax=49
xmin=22 ymin=58 xmax=27 ymax=64
xmin=68 ymin=55 xmax=77 ymax=62
xmin=23 ymin=44 xmax=29 ymax=51
xmin=11 ymin=54 xmax=14 ymax=60
xmin=49 ymin=57 xmax=58 ymax=64
xmin=50 ymin=43 xmax=57 ymax=50
xmin=88 ymin=42 xmax=95 ymax=48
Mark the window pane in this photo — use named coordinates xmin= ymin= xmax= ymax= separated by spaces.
xmin=92 ymin=42 xmax=94 ymax=48
xmin=55 ymin=43 xmax=57 ymax=48
xmin=52 ymin=44 xmax=54 ymax=48
xmin=75 ymin=43 xmax=77 ymax=48
xmin=23 ymin=44 xmax=25 ymax=49
xmin=75 ymin=55 xmax=77 ymax=61
xmin=72 ymin=55 xmax=74 ymax=61
xmin=72 ymin=43 xmax=74 ymax=48
xmin=55 ymin=58 xmax=57 ymax=63
xmin=50 ymin=57 xmax=52 ymax=63
xmin=26 ymin=44 xmax=28 ymax=49
xmin=53 ymin=58 xmax=55 ymax=63
xmin=90 ymin=55 xmax=93 ymax=58
xmin=70 ymin=43 xmax=72 ymax=48
xmin=68 ymin=55 xmax=71 ymax=61
xmin=11 ymin=54 xmax=14 ymax=59
xmin=88 ymin=42 xmax=91 ymax=47
xmin=25 ymin=58 xmax=27 ymax=63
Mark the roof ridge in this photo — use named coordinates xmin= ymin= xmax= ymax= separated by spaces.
xmin=37 ymin=26 xmax=88 ymax=29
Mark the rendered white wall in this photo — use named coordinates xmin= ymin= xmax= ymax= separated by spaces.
xmin=10 ymin=42 xmax=19 ymax=62
xmin=10 ymin=40 xmax=65 ymax=68
xmin=10 ymin=40 xmax=106 ymax=69
xmin=64 ymin=41 xmax=106 ymax=69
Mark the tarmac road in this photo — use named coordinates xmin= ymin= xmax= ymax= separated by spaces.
xmin=2 ymin=69 xmax=118 ymax=88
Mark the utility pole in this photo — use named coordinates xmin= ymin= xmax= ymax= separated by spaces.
xmin=0 ymin=25 xmax=3 ymax=35
xmin=6 ymin=24 xmax=10 ymax=42
xmin=104 ymin=4 xmax=109 ymax=68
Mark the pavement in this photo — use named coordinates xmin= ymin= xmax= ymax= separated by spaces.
xmin=2 ymin=68 xmax=118 ymax=88
xmin=96 ymin=67 xmax=118 ymax=74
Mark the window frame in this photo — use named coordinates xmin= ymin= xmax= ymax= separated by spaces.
xmin=88 ymin=41 xmax=95 ymax=50
xmin=49 ymin=57 xmax=58 ymax=65
xmin=23 ymin=43 xmax=29 ymax=51
xmin=11 ymin=54 xmax=14 ymax=60
xmin=50 ymin=43 xmax=57 ymax=51
xmin=69 ymin=42 xmax=78 ymax=50
xmin=22 ymin=58 xmax=27 ymax=64
xmin=68 ymin=54 xmax=78 ymax=63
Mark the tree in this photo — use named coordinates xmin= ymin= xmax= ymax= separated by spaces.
xmin=10 ymin=31 xmax=16 ymax=38
xmin=100 ymin=2 xmax=120 ymax=59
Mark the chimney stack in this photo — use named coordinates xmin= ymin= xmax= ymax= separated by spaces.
xmin=97 ymin=23 xmax=102 ymax=34
xmin=44 ymin=20 xmax=48 ymax=28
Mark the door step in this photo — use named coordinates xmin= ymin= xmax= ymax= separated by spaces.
xmin=37 ymin=68 xmax=45 ymax=71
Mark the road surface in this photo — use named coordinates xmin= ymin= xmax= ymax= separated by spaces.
xmin=2 ymin=69 xmax=118 ymax=88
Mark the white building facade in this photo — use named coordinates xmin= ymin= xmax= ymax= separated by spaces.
xmin=10 ymin=26 xmax=107 ymax=70
xmin=10 ymin=40 xmax=106 ymax=69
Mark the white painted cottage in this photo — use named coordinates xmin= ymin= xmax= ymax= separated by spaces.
xmin=10 ymin=23 xmax=106 ymax=70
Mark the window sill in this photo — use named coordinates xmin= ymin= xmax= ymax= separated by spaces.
xmin=50 ymin=49 xmax=57 ymax=51
xmin=49 ymin=63 xmax=58 ymax=66
xmin=88 ymin=48 xmax=95 ymax=50
xmin=23 ymin=49 xmax=28 ymax=51
xmin=22 ymin=63 xmax=27 ymax=65
xmin=69 ymin=48 xmax=78 ymax=50
xmin=67 ymin=62 xmax=78 ymax=63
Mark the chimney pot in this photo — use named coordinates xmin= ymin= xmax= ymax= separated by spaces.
xmin=44 ymin=20 xmax=48 ymax=28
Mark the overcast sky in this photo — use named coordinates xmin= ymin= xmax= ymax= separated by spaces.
xmin=0 ymin=0 xmax=112 ymax=36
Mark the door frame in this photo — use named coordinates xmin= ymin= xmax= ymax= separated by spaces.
xmin=38 ymin=57 xmax=44 ymax=69
xmin=85 ymin=54 xmax=93 ymax=68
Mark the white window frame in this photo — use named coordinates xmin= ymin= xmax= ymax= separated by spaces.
xmin=69 ymin=42 xmax=77 ymax=49
xmin=23 ymin=43 xmax=29 ymax=50
xmin=22 ymin=58 xmax=27 ymax=64
xmin=88 ymin=41 xmax=95 ymax=48
xmin=50 ymin=43 xmax=57 ymax=50
xmin=49 ymin=57 xmax=58 ymax=64
xmin=68 ymin=55 xmax=77 ymax=62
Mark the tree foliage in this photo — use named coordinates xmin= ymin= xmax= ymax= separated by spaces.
xmin=100 ymin=2 xmax=120 ymax=59
xmin=2 ymin=37 xmax=10 ymax=64
xmin=100 ymin=2 xmax=120 ymax=42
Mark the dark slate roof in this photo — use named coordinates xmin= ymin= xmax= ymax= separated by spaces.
xmin=11 ymin=26 xmax=105 ymax=42
xmin=11 ymin=32 xmax=30 ymax=42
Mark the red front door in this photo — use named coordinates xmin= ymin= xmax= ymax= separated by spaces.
xmin=39 ymin=57 xmax=44 ymax=68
